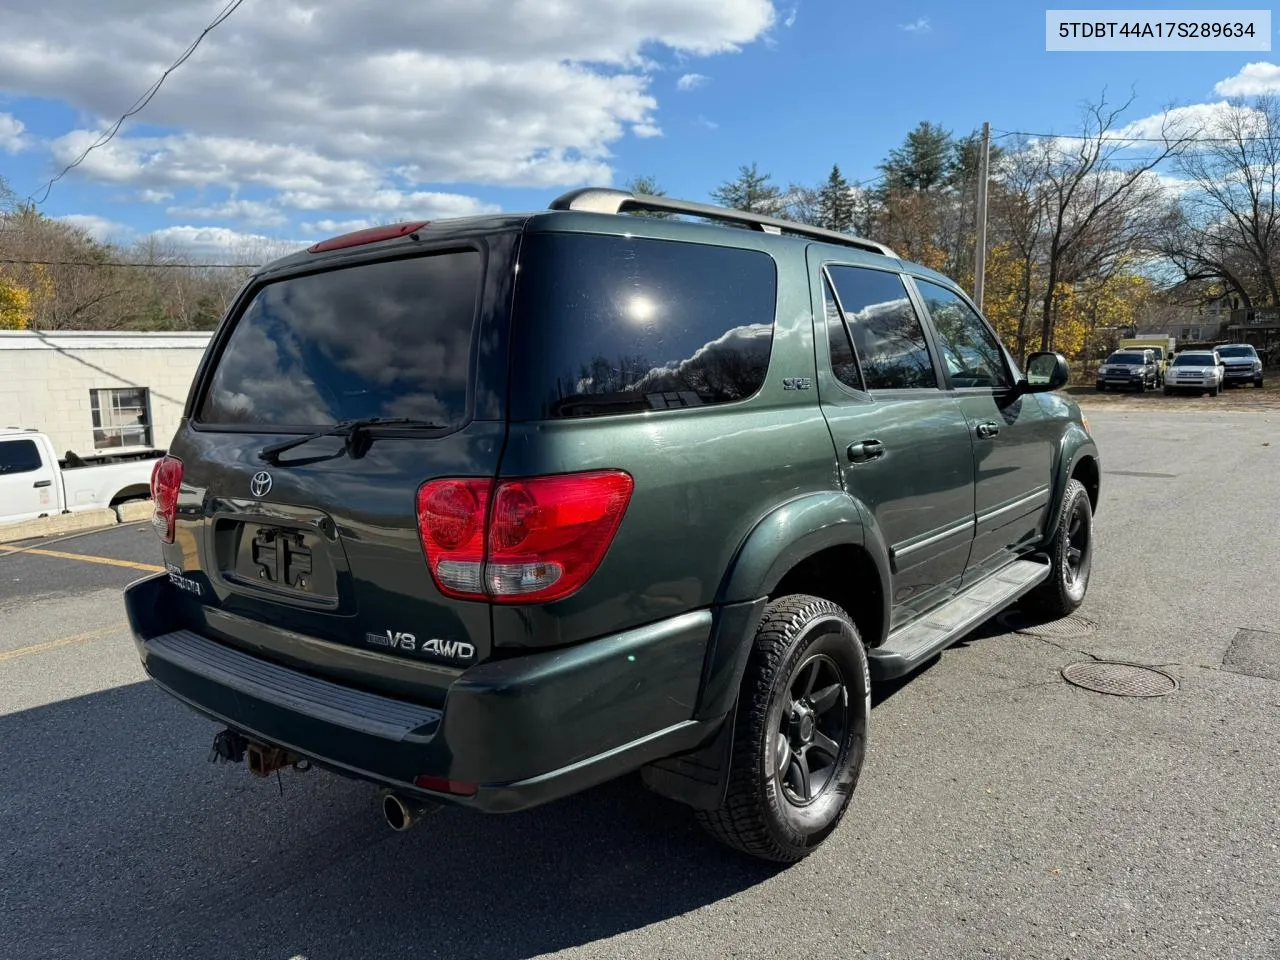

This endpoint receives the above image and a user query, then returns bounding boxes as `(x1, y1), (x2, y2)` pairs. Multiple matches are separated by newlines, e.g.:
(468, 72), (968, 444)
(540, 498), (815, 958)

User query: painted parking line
(0, 625), (123, 663)
(0, 544), (163, 572)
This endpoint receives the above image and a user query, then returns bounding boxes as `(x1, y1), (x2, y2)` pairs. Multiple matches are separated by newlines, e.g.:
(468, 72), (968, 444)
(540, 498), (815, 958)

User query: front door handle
(33, 480), (52, 488)
(847, 439), (885, 464)
(975, 422), (1000, 439)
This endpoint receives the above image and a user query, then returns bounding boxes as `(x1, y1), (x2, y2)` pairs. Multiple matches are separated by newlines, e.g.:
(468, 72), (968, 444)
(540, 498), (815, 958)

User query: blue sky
(0, 0), (1276, 258)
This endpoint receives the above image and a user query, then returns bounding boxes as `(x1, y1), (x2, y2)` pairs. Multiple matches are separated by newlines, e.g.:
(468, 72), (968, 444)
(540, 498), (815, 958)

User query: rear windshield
(1174, 354), (1213, 366)
(509, 232), (777, 420)
(197, 250), (482, 428)
(1107, 353), (1143, 364)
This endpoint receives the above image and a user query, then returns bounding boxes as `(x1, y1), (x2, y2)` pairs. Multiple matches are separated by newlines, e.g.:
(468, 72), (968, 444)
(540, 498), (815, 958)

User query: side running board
(868, 558), (1052, 682)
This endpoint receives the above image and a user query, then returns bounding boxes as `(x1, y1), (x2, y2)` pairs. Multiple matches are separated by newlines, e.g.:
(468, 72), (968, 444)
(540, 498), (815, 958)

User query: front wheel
(1210, 384), (1220, 397)
(1023, 478), (1093, 620)
(696, 595), (870, 864)
(1257, 379), (1265, 388)
(1163, 388), (1173, 396)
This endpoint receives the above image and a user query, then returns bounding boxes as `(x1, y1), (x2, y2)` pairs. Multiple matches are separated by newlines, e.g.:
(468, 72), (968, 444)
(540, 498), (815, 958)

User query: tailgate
(158, 236), (516, 705)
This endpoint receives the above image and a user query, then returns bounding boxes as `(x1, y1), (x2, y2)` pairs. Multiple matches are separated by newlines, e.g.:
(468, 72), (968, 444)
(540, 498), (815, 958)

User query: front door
(816, 260), (977, 628)
(0, 436), (56, 523)
(906, 276), (1056, 584)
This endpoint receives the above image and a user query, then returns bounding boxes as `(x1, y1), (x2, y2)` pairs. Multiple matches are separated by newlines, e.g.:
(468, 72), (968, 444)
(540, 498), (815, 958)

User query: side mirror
(1023, 351), (1070, 391)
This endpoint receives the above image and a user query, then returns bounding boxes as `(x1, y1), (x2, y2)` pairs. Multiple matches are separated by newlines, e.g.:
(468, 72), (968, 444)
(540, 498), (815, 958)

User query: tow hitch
(208, 728), (309, 776)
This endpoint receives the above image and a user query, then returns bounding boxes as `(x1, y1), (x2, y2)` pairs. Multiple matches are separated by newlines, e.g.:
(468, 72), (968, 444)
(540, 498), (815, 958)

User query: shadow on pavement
(1, 681), (781, 960)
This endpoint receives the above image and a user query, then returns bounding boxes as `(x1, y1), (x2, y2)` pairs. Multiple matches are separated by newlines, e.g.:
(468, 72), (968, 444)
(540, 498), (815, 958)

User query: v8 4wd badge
(365, 630), (475, 663)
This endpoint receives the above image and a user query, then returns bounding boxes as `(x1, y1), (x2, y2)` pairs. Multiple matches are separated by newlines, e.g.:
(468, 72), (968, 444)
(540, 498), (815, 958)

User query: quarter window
(914, 279), (1011, 390)
(823, 278), (863, 391)
(826, 266), (937, 390)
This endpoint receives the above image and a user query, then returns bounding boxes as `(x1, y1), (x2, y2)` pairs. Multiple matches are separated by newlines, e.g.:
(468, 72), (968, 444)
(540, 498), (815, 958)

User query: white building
(0, 331), (213, 459)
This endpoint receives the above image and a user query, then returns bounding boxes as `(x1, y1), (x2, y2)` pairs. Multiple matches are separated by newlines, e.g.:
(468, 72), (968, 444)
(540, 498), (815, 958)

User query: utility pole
(973, 121), (990, 311)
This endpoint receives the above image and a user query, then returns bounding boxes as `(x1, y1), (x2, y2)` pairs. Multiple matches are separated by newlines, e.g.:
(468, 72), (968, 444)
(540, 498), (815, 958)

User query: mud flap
(639, 709), (736, 811)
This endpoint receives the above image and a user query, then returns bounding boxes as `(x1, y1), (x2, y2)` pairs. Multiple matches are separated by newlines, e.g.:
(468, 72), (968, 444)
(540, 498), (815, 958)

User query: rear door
(815, 258), (977, 628)
(906, 275), (1055, 585)
(165, 234), (518, 703)
(0, 436), (57, 522)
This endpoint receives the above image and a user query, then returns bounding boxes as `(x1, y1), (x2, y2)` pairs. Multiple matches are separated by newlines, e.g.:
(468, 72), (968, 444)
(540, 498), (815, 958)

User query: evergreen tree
(880, 121), (954, 192)
(816, 164), (855, 232)
(710, 162), (785, 216)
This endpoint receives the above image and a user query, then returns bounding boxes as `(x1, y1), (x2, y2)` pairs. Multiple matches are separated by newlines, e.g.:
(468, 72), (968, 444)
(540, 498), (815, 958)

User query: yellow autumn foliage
(0, 276), (31, 330)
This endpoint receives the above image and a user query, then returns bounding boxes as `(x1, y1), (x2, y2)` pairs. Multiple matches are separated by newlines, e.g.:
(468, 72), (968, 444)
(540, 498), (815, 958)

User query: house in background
(0, 331), (212, 459)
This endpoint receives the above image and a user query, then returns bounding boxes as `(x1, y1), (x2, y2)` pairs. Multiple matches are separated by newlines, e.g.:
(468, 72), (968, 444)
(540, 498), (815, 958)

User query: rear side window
(510, 233), (777, 419)
(0, 439), (43, 474)
(827, 265), (937, 390)
(197, 250), (483, 428)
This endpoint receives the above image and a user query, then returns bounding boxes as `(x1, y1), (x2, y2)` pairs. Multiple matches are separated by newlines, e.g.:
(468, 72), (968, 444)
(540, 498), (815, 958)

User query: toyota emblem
(250, 471), (273, 498)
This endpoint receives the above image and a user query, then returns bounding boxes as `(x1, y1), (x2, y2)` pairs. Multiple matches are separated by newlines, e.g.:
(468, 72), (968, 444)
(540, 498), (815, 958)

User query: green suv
(126, 187), (1101, 864)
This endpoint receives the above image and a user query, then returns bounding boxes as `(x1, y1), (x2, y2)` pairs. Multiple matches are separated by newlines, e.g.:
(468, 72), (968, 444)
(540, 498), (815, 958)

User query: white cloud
(167, 199), (289, 228)
(677, 73), (709, 91)
(0, 0), (777, 211)
(137, 189), (174, 203)
(147, 225), (306, 262)
(900, 17), (930, 32)
(0, 112), (28, 152)
(695, 116), (719, 130)
(301, 219), (376, 236)
(56, 214), (131, 242)
(1115, 102), (1260, 141)
(783, 4), (798, 28)
(1214, 62), (1280, 97)
(632, 122), (663, 138)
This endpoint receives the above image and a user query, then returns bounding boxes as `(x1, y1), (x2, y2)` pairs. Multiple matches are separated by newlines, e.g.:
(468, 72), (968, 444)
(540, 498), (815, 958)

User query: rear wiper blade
(258, 417), (444, 463)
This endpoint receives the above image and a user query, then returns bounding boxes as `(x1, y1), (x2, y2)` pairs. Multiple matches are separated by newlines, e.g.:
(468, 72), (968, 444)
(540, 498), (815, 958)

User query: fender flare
(1050, 425), (1100, 521)
(701, 490), (891, 719)
(645, 491), (892, 812)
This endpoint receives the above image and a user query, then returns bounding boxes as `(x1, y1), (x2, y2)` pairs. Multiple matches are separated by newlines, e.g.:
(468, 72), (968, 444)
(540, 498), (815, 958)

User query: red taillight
(416, 470), (633, 604)
(150, 456), (183, 544)
(307, 220), (429, 254)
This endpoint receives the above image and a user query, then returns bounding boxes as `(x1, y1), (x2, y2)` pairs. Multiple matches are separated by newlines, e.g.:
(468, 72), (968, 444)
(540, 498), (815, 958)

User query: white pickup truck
(0, 428), (161, 527)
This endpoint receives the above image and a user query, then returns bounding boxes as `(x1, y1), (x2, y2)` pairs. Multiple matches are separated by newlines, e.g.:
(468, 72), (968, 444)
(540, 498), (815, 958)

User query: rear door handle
(975, 422), (1000, 439)
(33, 480), (52, 488)
(847, 439), (885, 464)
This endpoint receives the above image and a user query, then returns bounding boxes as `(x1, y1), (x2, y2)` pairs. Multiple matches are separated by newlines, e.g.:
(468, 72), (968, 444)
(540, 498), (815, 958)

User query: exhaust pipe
(379, 789), (440, 832)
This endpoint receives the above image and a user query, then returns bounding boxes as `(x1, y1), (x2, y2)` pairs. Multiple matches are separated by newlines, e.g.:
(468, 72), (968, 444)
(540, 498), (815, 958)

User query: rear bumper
(125, 573), (725, 812)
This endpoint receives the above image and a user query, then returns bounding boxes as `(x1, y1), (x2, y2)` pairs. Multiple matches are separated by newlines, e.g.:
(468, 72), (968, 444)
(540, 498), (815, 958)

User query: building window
(90, 388), (152, 449)
(1190, 327), (1201, 340)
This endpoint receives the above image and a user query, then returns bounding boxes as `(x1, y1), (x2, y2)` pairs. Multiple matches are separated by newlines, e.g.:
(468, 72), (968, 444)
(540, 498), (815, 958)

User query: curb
(0, 508), (122, 545)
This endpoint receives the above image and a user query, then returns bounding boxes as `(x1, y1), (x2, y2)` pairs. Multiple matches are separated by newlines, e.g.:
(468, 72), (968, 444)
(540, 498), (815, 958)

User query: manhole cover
(1060, 661), (1178, 698)
(998, 613), (1098, 640)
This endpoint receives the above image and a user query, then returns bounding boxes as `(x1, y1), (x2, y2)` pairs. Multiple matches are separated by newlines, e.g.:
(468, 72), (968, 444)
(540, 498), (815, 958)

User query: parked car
(1118, 336), (1174, 384)
(1164, 351), (1224, 396)
(1096, 349), (1159, 392)
(1216, 344), (1264, 388)
(0, 428), (160, 528)
(123, 186), (1101, 864)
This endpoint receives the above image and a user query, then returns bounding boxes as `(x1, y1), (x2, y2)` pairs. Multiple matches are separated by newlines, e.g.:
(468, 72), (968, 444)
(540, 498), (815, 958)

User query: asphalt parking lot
(2, 408), (1278, 960)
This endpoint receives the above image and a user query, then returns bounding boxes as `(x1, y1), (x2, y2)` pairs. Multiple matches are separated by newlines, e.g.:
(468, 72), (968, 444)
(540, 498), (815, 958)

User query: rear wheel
(696, 595), (870, 864)
(1023, 478), (1093, 620)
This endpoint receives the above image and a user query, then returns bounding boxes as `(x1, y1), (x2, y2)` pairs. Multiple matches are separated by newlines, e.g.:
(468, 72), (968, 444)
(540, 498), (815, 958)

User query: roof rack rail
(548, 187), (897, 258)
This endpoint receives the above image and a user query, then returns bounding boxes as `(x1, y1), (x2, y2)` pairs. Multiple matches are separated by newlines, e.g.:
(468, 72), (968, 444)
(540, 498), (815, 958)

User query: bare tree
(1160, 95), (1280, 312)
(1032, 92), (1195, 350)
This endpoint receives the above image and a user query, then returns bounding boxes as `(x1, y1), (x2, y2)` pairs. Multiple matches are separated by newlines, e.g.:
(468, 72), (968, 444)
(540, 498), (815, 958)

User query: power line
(993, 127), (1279, 144)
(0, 257), (254, 269)
(29, 0), (247, 205)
